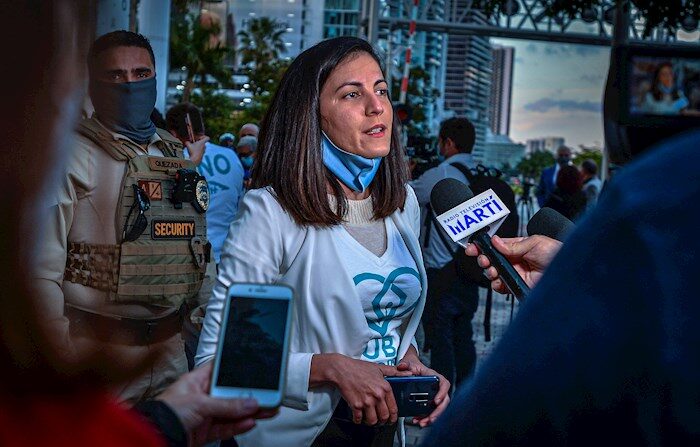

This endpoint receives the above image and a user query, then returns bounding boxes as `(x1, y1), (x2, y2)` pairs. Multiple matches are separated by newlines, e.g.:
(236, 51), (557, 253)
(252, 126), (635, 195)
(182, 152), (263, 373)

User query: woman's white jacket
(196, 185), (427, 447)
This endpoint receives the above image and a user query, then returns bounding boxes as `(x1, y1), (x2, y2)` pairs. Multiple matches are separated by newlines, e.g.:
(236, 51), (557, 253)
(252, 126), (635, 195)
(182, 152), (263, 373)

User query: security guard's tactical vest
(64, 118), (210, 309)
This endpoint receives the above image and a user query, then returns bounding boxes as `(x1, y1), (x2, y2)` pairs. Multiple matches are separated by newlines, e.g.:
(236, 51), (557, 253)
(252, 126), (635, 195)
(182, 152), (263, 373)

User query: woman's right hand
(310, 353), (412, 426)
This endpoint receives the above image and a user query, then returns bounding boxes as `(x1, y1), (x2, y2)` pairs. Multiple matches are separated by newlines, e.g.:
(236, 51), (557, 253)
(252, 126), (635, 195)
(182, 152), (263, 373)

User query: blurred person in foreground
(423, 131), (700, 443)
(195, 36), (449, 447)
(0, 1), (271, 446)
(166, 102), (245, 369)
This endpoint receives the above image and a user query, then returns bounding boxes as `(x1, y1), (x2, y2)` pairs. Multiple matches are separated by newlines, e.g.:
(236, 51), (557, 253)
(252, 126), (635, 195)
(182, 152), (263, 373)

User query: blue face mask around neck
(660, 84), (675, 95)
(321, 132), (382, 193)
(90, 76), (157, 144)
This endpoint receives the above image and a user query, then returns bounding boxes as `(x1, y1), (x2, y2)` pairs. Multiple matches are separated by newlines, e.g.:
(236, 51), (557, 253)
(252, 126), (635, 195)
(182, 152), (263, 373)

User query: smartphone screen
(215, 296), (290, 390)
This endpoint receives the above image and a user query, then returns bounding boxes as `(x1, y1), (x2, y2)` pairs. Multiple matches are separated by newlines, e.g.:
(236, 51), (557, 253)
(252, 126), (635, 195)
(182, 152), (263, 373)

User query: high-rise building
(378, 0), (447, 133)
(526, 136), (566, 154)
(490, 45), (514, 136)
(443, 9), (492, 161)
(482, 130), (525, 169)
(230, 0), (325, 58)
(323, 0), (361, 38)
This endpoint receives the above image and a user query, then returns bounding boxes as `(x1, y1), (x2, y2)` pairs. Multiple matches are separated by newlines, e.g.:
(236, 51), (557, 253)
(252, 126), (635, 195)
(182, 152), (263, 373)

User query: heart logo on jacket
(353, 267), (421, 336)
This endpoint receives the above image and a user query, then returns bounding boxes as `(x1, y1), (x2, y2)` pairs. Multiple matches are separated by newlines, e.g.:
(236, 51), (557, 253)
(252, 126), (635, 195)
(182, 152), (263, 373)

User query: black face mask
(557, 156), (571, 166)
(90, 76), (157, 144)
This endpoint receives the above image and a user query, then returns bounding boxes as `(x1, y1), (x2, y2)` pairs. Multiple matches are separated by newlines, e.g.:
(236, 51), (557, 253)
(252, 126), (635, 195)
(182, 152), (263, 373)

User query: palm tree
(237, 17), (288, 97)
(170, 12), (232, 102)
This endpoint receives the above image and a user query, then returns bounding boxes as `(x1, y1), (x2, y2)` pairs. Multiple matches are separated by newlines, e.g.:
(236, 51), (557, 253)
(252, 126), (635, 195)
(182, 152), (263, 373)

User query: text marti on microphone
(435, 189), (511, 243)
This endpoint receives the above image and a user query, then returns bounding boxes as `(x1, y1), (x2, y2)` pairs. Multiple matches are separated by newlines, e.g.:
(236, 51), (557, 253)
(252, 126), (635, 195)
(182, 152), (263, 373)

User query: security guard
(31, 31), (210, 404)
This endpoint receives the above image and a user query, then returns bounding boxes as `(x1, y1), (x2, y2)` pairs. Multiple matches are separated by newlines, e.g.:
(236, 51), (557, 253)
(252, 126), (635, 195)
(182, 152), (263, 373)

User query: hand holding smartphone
(335, 374), (440, 421)
(210, 283), (294, 409)
(385, 375), (439, 418)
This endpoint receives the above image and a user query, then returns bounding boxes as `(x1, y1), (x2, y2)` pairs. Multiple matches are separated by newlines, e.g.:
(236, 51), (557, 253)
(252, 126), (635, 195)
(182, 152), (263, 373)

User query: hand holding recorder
(311, 353), (410, 426)
(395, 348), (450, 427)
(311, 347), (449, 427)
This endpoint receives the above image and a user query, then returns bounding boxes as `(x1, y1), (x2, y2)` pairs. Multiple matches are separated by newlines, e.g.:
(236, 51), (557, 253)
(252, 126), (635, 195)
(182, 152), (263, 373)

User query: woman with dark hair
(641, 62), (689, 115)
(196, 37), (449, 446)
(543, 165), (588, 221)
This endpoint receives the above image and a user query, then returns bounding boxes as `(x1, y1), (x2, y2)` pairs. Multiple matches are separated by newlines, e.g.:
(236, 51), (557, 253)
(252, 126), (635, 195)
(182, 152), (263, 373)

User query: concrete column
(138, 0), (172, 114)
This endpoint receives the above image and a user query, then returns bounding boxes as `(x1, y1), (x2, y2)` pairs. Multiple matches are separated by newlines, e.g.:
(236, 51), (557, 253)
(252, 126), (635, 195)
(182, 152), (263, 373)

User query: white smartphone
(210, 283), (294, 408)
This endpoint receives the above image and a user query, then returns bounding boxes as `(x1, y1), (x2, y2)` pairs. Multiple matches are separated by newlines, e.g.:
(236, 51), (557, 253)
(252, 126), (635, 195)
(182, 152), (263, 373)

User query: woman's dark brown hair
(251, 36), (408, 226)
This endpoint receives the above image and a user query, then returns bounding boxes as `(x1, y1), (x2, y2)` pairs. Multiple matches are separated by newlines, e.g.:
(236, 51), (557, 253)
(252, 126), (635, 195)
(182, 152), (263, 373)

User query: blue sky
(492, 38), (611, 149)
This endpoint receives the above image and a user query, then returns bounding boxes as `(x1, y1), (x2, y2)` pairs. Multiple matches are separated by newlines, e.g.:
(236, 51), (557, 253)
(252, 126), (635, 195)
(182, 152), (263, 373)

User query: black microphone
(430, 178), (531, 300)
(527, 207), (574, 242)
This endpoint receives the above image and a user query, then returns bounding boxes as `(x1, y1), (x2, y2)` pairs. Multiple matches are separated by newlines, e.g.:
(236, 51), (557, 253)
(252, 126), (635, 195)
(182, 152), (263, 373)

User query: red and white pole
(399, 0), (419, 104)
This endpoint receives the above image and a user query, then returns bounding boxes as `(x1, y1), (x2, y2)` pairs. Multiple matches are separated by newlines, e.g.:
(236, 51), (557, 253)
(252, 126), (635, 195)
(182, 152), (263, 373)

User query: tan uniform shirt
(31, 119), (173, 354)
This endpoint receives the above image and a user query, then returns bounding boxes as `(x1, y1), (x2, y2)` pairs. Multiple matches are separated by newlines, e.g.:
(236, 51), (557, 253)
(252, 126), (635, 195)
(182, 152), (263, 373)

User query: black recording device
(334, 375), (439, 421)
(385, 376), (439, 418)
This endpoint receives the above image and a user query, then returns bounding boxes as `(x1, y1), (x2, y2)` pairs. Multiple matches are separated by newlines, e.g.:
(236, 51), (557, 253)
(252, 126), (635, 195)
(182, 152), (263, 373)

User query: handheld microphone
(527, 207), (575, 242)
(430, 178), (531, 300)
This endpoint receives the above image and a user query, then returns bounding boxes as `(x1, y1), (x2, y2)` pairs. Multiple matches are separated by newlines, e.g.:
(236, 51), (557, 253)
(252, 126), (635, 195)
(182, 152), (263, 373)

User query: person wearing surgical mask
(30, 30), (210, 405)
(195, 37), (450, 447)
(236, 135), (257, 188)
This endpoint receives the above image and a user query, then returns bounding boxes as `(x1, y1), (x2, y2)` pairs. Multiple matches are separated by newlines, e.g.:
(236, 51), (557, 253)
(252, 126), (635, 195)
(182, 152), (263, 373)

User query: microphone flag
(434, 188), (511, 244)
